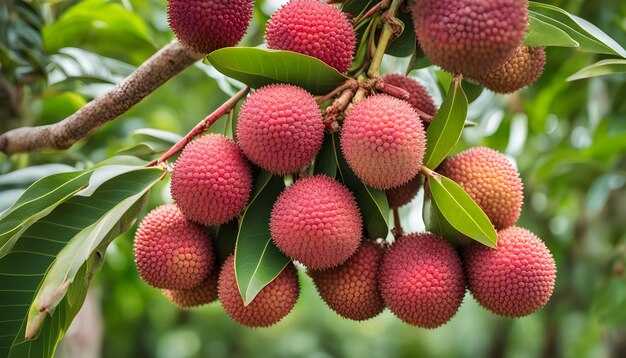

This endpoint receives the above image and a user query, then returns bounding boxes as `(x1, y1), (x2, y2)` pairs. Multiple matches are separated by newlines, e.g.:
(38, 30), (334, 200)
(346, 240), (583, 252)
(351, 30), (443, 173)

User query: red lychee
(382, 74), (437, 121)
(163, 271), (219, 308)
(386, 175), (422, 209)
(471, 46), (546, 94)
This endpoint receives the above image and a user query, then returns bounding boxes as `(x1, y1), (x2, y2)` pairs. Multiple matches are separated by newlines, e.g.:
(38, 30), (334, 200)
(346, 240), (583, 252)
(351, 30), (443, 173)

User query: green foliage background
(1, 0), (626, 357)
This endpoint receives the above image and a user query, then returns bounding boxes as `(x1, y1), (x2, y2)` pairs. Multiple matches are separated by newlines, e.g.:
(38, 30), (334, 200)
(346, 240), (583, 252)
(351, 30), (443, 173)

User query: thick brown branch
(0, 40), (203, 154)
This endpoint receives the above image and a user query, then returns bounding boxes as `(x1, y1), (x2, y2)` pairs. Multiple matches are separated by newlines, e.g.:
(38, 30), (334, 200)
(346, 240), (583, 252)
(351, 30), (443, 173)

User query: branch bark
(0, 40), (203, 154)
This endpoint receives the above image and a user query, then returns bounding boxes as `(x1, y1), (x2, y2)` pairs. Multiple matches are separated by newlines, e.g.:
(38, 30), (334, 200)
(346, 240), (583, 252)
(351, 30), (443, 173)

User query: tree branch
(0, 40), (203, 154)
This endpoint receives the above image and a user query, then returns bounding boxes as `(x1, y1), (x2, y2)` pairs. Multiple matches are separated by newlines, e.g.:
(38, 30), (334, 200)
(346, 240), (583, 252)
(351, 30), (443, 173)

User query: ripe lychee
(134, 205), (214, 289)
(163, 271), (219, 308)
(386, 175), (422, 209)
(470, 46), (546, 94)
(167, 0), (253, 54)
(438, 147), (523, 230)
(379, 233), (465, 328)
(265, 0), (356, 73)
(341, 94), (426, 189)
(464, 226), (556, 317)
(411, 0), (529, 76)
(309, 241), (384, 321)
(237, 84), (324, 175)
(218, 255), (300, 327)
(171, 134), (252, 226)
(270, 175), (362, 269)
(382, 74), (437, 121)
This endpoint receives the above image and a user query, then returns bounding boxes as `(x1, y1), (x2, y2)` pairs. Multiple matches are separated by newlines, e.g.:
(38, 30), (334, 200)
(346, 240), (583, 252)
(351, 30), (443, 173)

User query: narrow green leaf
(567, 59), (626, 81)
(314, 134), (338, 178)
(131, 128), (182, 146)
(422, 186), (470, 247)
(214, 220), (238, 265)
(524, 12), (579, 48)
(0, 164), (75, 189)
(115, 142), (164, 158)
(207, 47), (348, 94)
(424, 80), (468, 169)
(342, 0), (376, 17)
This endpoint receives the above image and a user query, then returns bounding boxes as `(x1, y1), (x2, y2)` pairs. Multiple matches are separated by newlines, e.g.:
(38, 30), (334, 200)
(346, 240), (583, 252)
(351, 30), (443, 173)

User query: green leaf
(130, 128), (182, 146)
(314, 134), (338, 178)
(115, 142), (166, 159)
(234, 171), (290, 305)
(385, 12), (416, 58)
(424, 79), (468, 169)
(207, 47), (348, 94)
(422, 186), (469, 246)
(333, 133), (389, 239)
(214, 220), (238, 265)
(0, 164), (75, 190)
(566, 59), (626, 81)
(428, 173), (497, 248)
(342, 0), (376, 17)
(524, 12), (579, 48)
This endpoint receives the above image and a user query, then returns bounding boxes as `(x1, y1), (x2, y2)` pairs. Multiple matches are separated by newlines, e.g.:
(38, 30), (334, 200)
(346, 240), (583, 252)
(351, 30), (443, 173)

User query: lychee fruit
(237, 84), (324, 175)
(218, 255), (300, 327)
(162, 271), (219, 308)
(309, 241), (385, 321)
(171, 134), (252, 226)
(341, 94), (426, 189)
(270, 175), (362, 269)
(464, 226), (556, 317)
(438, 147), (523, 230)
(379, 233), (465, 328)
(470, 46), (546, 94)
(382, 74), (437, 121)
(411, 0), (529, 76)
(134, 205), (214, 289)
(386, 175), (422, 209)
(265, 0), (356, 73)
(167, 0), (254, 54)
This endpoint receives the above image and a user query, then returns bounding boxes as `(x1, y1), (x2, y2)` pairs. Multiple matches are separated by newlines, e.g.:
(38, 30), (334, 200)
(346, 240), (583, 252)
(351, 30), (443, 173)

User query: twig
(316, 79), (358, 104)
(367, 0), (405, 78)
(353, 0), (390, 25)
(393, 208), (404, 236)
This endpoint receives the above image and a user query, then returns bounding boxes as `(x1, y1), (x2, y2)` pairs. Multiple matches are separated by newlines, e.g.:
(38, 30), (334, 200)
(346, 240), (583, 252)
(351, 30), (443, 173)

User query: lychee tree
(0, 0), (625, 356)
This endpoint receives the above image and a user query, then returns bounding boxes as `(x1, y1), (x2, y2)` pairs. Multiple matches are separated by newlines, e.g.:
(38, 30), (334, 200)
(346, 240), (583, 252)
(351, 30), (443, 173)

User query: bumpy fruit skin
(382, 74), (437, 121)
(167, 0), (253, 54)
(471, 46), (546, 94)
(171, 134), (252, 226)
(163, 271), (219, 308)
(379, 233), (465, 328)
(386, 175), (422, 209)
(265, 0), (356, 72)
(309, 241), (385, 321)
(218, 255), (300, 327)
(412, 0), (529, 75)
(270, 175), (362, 269)
(438, 147), (523, 230)
(341, 94), (426, 189)
(237, 84), (324, 174)
(134, 205), (214, 289)
(465, 226), (556, 317)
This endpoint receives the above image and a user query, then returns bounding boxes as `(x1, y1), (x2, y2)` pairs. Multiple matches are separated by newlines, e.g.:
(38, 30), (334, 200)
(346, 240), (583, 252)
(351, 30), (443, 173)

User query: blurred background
(1, 0), (626, 357)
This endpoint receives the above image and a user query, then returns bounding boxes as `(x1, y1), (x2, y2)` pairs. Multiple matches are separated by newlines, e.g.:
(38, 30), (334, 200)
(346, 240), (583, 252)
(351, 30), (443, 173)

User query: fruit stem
(392, 208), (404, 237)
(367, 0), (404, 78)
(148, 86), (250, 167)
(317, 79), (358, 104)
(353, 0), (390, 26)
(420, 165), (439, 180)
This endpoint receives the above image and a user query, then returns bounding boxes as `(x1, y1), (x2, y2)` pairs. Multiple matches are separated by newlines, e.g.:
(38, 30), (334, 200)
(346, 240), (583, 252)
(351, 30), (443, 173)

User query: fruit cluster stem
(367, 0), (405, 78)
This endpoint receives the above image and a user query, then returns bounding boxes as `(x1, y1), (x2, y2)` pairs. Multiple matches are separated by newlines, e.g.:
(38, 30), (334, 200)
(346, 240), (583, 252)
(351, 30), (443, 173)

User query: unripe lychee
(438, 147), (523, 230)
(218, 255), (300, 327)
(386, 175), (422, 209)
(465, 226), (556, 317)
(309, 241), (384, 321)
(270, 175), (362, 269)
(471, 46), (546, 94)
(171, 134), (252, 226)
(341, 94), (426, 189)
(237, 84), (324, 175)
(134, 205), (214, 289)
(382, 74), (437, 121)
(411, 0), (529, 75)
(265, 0), (356, 72)
(167, 0), (253, 54)
(379, 233), (465, 328)
(163, 271), (219, 308)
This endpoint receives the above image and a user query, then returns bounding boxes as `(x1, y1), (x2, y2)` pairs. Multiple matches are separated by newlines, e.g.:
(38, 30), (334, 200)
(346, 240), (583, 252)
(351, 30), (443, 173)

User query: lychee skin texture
(471, 46), (546, 94)
(379, 233), (465, 328)
(438, 147), (523, 230)
(237, 84), (324, 175)
(171, 134), (252, 226)
(412, 0), (529, 76)
(386, 175), (423, 209)
(341, 94), (426, 189)
(163, 271), (219, 308)
(270, 175), (362, 269)
(465, 226), (556, 317)
(265, 0), (356, 73)
(134, 205), (214, 289)
(218, 256), (300, 327)
(382, 74), (437, 121)
(167, 0), (253, 54)
(309, 241), (385, 321)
